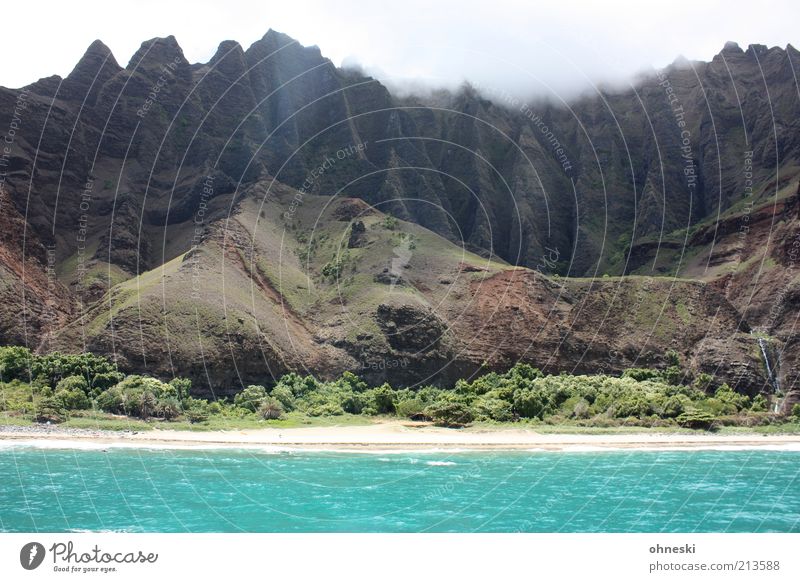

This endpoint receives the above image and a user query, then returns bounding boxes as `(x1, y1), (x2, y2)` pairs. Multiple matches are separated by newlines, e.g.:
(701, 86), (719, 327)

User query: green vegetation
(0, 346), (795, 432)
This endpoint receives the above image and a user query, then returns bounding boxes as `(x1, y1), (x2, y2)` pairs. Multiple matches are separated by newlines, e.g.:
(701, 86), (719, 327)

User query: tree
(32, 352), (118, 388)
(234, 385), (268, 412)
(513, 388), (551, 419)
(184, 399), (210, 424)
(662, 395), (686, 418)
(0, 346), (33, 381)
(258, 397), (284, 420)
(56, 375), (89, 394)
(156, 398), (182, 420)
(54, 387), (91, 410)
(425, 401), (473, 427)
(95, 387), (125, 414)
(270, 385), (296, 412)
(369, 384), (396, 414)
(472, 396), (514, 422)
(396, 398), (426, 419)
(751, 394), (768, 412)
(137, 390), (158, 420)
(676, 410), (716, 430)
(34, 397), (66, 424)
(169, 378), (192, 402)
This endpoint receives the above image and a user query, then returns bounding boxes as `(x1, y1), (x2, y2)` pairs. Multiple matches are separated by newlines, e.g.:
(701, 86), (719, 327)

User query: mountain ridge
(0, 29), (798, 408)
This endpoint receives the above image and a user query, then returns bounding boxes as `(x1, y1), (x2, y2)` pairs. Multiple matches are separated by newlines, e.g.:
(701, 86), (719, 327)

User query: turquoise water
(0, 447), (798, 532)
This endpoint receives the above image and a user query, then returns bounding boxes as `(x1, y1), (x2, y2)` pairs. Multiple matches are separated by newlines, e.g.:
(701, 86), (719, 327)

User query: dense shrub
(714, 384), (750, 411)
(54, 387), (91, 410)
(676, 410), (716, 430)
(56, 375), (89, 394)
(751, 394), (768, 412)
(367, 384), (396, 414)
(234, 385), (268, 412)
(258, 397), (284, 420)
(395, 398), (427, 419)
(169, 378), (192, 402)
(270, 385), (296, 412)
(34, 397), (66, 424)
(32, 352), (119, 389)
(95, 386), (125, 414)
(2, 346), (784, 432)
(623, 368), (662, 382)
(274, 373), (320, 398)
(0, 346), (34, 381)
(425, 401), (473, 427)
(155, 398), (182, 420)
(662, 395), (687, 418)
(472, 396), (514, 422)
(513, 388), (552, 419)
(184, 398), (210, 423)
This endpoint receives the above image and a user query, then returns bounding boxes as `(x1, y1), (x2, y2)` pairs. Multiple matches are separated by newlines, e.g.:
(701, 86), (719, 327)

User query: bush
(662, 366), (684, 386)
(513, 388), (551, 419)
(751, 394), (768, 412)
(234, 385), (268, 412)
(32, 352), (118, 388)
(714, 384), (750, 411)
(258, 397), (284, 420)
(91, 371), (124, 393)
(184, 398), (210, 423)
(472, 396), (514, 422)
(792, 403), (800, 419)
(622, 368), (662, 382)
(54, 387), (91, 410)
(306, 401), (344, 417)
(692, 373), (715, 393)
(169, 378), (192, 402)
(425, 401), (473, 427)
(368, 384), (396, 414)
(662, 395), (687, 418)
(508, 363), (543, 381)
(95, 386), (125, 414)
(185, 409), (209, 424)
(274, 373), (320, 398)
(395, 398), (426, 419)
(155, 397), (182, 420)
(56, 375), (89, 394)
(34, 397), (66, 424)
(0, 346), (33, 381)
(613, 395), (652, 419)
(270, 385), (296, 412)
(676, 410), (716, 430)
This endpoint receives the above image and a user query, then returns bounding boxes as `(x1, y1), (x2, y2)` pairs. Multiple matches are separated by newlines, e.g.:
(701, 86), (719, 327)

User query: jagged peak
(209, 40), (244, 62)
(246, 28), (322, 60)
(68, 40), (120, 77)
(745, 43), (770, 57)
(721, 41), (743, 54)
(127, 35), (188, 70)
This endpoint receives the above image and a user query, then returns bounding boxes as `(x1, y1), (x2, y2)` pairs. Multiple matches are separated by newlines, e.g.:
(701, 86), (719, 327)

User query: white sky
(3, 0), (798, 99)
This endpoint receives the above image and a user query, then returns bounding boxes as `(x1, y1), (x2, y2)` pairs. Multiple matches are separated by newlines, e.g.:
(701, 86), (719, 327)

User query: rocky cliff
(0, 30), (797, 402)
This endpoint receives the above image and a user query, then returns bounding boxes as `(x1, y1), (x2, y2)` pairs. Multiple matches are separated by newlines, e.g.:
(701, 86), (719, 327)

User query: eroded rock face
(347, 221), (367, 248)
(0, 30), (799, 397)
(376, 303), (447, 352)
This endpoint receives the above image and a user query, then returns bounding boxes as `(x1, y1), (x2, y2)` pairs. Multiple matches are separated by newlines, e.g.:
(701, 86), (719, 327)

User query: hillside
(0, 30), (797, 408)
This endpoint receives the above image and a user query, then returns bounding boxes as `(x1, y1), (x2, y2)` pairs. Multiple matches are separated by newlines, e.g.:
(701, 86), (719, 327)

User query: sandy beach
(2, 421), (800, 451)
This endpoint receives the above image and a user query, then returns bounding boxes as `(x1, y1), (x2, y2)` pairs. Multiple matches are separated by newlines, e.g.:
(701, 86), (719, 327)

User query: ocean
(0, 446), (798, 532)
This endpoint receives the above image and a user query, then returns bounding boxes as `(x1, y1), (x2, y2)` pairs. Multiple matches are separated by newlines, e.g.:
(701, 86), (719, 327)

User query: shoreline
(2, 422), (800, 452)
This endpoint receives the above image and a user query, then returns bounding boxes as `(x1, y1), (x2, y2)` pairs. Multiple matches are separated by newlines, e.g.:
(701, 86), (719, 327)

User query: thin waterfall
(756, 337), (782, 413)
